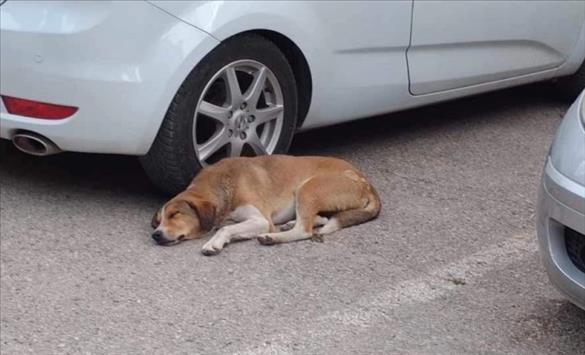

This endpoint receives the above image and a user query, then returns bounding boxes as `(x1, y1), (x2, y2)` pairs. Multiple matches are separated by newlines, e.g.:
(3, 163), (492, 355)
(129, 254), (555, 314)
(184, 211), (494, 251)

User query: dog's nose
(152, 231), (165, 244)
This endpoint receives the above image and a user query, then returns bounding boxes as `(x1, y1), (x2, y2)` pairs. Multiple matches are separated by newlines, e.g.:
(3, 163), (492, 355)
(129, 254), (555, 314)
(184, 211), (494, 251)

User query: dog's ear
(151, 209), (161, 229)
(187, 199), (216, 231)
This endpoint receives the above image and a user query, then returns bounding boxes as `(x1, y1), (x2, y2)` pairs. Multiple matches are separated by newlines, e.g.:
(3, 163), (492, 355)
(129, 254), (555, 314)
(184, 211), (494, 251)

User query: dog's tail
(336, 183), (381, 228)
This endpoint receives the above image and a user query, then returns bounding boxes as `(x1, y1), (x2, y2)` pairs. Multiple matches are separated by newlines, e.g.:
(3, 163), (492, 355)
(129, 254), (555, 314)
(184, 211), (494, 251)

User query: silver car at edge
(537, 90), (585, 310)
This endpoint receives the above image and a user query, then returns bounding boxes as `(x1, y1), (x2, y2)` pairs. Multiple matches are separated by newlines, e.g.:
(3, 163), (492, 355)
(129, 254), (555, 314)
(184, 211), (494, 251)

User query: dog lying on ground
(151, 155), (381, 255)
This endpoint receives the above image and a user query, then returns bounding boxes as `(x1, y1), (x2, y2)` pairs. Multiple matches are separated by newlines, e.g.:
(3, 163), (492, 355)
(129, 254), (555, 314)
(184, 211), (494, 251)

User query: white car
(2, 1), (585, 193)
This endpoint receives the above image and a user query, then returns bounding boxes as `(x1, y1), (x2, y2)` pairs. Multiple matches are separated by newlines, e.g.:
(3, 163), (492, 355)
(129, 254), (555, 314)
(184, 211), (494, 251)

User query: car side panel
(555, 21), (585, 78)
(407, 0), (585, 95)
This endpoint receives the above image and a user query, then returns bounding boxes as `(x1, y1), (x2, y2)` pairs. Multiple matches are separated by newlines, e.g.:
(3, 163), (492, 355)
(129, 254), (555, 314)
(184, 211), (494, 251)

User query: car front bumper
(0, 0), (218, 155)
(536, 92), (585, 310)
(537, 160), (585, 310)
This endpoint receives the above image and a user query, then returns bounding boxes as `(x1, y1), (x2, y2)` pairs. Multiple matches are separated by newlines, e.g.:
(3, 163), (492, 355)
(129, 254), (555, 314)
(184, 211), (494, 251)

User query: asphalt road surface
(1, 85), (584, 355)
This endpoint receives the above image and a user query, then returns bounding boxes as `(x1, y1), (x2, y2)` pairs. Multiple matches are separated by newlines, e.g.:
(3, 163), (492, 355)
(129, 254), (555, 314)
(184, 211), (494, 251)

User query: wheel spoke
(243, 67), (267, 107)
(224, 66), (242, 106)
(198, 128), (228, 161)
(248, 132), (268, 155)
(228, 141), (244, 157)
(198, 101), (230, 123)
(254, 105), (283, 125)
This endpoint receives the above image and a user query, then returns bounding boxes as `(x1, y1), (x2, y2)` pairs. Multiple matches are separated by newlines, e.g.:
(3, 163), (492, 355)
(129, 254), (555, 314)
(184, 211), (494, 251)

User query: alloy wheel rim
(192, 60), (284, 166)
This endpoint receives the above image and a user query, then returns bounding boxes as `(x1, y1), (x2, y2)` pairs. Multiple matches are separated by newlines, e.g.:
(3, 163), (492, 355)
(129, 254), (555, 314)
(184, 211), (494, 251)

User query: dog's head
(151, 194), (216, 246)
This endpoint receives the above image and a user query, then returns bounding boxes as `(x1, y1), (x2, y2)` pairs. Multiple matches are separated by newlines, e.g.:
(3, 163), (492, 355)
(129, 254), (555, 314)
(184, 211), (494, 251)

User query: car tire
(556, 60), (585, 100)
(140, 34), (298, 195)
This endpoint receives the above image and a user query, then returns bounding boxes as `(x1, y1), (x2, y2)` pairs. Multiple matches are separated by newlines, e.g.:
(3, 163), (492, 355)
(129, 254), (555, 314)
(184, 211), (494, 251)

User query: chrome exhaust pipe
(12, 132), (62, 156)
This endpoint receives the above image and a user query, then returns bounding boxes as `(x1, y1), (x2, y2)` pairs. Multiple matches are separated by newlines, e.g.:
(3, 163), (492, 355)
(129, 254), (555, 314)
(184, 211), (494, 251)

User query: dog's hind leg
(276, 215), (328, 232)
(315, 192), (380, 237)
(257, 174), (360, 244)
(314, 208), (374, 235)
(201, 205), (270, 256)
(315, 187), (380, 236)
(258, 172), (380, 245)
(257, 177), (329, 244)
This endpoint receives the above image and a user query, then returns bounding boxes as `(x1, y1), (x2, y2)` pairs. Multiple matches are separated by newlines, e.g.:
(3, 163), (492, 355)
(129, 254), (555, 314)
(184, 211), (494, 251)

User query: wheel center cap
(234, 113), (249, 133)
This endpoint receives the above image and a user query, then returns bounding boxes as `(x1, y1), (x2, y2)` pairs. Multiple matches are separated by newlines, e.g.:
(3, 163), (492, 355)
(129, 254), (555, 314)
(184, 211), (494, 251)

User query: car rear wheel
(141, 34), (298, 195)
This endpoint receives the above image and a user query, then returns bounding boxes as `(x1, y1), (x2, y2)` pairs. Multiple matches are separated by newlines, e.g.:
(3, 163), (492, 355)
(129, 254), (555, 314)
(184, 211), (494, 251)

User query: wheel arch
(147, 2), (316, 129)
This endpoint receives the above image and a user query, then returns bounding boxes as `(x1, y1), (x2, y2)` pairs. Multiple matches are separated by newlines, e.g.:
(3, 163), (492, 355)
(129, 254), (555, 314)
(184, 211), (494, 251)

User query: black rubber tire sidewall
(141, 34), (298, 195)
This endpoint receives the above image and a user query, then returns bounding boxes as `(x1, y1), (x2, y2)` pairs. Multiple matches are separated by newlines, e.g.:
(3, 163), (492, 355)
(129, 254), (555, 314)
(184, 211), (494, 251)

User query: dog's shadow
(0, 83), (563, 198)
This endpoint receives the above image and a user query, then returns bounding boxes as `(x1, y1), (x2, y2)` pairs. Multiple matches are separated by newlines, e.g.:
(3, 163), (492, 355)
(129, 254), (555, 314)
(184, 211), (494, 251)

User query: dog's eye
(170, 212), (181, 218)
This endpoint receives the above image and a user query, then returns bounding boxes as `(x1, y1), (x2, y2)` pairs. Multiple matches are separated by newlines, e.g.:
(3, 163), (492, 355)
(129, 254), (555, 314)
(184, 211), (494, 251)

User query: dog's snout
(152, 231), (166, 244)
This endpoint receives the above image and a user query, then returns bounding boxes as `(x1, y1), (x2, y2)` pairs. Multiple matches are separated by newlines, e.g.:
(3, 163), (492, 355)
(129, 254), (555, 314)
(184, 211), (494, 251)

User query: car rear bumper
(0, 0), (218, 155)
(537, 159), (585, 310)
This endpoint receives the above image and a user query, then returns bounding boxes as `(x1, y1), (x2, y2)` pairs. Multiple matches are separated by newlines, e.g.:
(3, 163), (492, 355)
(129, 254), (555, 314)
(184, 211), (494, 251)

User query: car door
(407, 0), (585, 95)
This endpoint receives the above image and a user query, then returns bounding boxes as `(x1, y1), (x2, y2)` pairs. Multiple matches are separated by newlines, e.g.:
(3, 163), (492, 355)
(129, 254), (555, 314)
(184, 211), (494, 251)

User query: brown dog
(151, 155), (380, 255)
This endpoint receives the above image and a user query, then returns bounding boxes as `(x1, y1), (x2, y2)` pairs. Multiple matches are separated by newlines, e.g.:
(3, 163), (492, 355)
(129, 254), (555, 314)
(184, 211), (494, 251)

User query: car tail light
(1, 95), (78, 119)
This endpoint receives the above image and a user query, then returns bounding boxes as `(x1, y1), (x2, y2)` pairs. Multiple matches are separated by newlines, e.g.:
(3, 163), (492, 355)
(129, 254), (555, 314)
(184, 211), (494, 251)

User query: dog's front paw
(257, 234), (276, 246)
(201, 246), (221, 256)
(201, 238), (225, 256)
